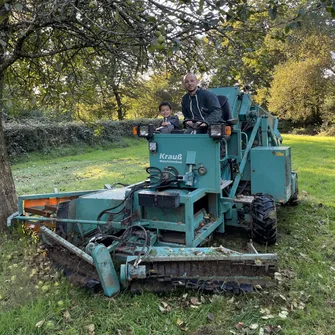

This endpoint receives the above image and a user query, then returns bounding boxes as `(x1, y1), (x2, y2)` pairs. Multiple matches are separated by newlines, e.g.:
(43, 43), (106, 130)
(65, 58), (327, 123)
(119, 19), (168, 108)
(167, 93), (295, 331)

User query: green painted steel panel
(142, 202), (185, 223)
(74, 188), (128, 232)
(149, 134), (221, 192)
(250, 146), (292, 202)
(227, 130), (242, 159)
(186, 151), (196, 165)
(81, 188), (129, 200)
(92, 244), (120, 297)
(238, 94), (252, 121)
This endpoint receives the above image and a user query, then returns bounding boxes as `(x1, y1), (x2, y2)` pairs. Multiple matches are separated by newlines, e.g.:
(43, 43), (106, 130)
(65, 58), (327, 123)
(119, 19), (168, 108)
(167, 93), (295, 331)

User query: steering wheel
(183, 119), (209, 130)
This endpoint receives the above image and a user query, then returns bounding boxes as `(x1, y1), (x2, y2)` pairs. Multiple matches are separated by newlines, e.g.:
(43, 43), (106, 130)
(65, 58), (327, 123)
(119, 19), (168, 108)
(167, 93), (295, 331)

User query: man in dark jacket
(181, 73), (222, 126)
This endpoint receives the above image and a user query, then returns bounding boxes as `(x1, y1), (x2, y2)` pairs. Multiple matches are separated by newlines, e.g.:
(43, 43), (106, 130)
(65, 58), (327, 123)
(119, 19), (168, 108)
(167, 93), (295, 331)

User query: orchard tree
(268, 57), (332, 125)
(209, 1), (335, 92)
(266, 12), (334, 123)
(0, 0), (154, 228)
(0, 0), (334, 229)
(127, 72), (185, 119)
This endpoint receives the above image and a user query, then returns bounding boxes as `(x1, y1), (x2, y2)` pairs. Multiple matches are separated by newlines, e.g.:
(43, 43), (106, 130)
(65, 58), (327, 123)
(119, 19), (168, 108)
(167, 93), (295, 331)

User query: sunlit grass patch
(12, 141), (149, 195)
(283, 135), (335, 204)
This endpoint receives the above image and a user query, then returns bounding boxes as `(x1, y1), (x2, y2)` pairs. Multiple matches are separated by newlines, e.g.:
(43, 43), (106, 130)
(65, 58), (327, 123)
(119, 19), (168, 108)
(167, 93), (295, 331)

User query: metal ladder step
(220, 180), (233, 189)
(234, 195), (254, 204)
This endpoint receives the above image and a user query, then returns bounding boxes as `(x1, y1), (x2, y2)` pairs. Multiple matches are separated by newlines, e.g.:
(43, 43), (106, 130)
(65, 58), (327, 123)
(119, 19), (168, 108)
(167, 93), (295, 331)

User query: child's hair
(159, 101), (172, 111)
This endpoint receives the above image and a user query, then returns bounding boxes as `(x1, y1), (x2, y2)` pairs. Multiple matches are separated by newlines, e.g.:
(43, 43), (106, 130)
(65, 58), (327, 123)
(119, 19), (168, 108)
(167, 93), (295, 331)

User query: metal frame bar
(15, 216), (109, 226)
(127, 246), (277, 262)
(229, 117), (261, 198)
(40, 226), (94, 265)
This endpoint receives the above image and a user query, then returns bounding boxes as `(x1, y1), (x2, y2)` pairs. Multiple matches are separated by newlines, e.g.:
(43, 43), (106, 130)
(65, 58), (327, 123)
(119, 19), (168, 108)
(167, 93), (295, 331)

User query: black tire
(251, 194), (277, 245)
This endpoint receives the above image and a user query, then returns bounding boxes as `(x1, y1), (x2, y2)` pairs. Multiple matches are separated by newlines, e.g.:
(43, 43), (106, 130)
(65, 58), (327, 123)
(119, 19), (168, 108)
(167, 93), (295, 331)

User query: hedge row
(4, 119), (160, 157)
(5, 118), (329, 158)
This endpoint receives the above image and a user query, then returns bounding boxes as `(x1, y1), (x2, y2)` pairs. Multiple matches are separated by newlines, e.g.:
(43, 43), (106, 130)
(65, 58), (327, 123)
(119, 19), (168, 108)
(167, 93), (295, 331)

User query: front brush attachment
(122, 246), (277, 294)
(41, 225), (277, 296)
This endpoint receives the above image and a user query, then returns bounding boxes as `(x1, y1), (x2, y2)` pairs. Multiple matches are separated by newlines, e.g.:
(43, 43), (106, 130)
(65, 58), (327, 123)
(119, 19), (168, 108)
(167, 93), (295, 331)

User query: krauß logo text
(159, 153), (183, 164)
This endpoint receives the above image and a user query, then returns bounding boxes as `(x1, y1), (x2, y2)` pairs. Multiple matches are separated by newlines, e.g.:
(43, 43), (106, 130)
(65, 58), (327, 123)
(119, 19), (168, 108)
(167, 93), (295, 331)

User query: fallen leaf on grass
(264, 325), (282, 334)
(249, 323), (258, 330)
(278, 310), (288, 319)
(274, 272), (283, 282)
(260, 307), (275, 319)
(179, 324), (188, 332)
(228, 296), (235, 303)
(299, 252), (308, 259)
(260, 307), (271, 315)
(235, 322), (245, 329)
(158, 301), (171, 313)
(207, 312), (214, 322)
(63, 310), (71, 321)
(35, 320), (45, 328)
(281, 269), (296, 279)
(176, 318), (183, 326)
(176, 318), (188, 332)
(261, 315), (275, 320)
(86, 324), (95, 335)
(161, 301), (169, 308)
(190, 297), (201, 306)
(279, 294), (287, 301)
(290, 298), (306, 311)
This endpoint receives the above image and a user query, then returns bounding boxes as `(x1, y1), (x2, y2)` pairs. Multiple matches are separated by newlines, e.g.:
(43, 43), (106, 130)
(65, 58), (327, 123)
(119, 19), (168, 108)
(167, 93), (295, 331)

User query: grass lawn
(1, 135), (335, 335)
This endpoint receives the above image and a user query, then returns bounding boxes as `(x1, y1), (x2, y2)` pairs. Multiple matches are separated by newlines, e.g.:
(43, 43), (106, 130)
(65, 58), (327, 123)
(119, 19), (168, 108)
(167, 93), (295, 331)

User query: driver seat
(217, 95), (232, 121)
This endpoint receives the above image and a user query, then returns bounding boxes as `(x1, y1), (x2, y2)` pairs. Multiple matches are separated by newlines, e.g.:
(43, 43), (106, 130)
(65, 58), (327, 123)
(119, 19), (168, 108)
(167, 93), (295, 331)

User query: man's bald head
(183, 73), (198, 96)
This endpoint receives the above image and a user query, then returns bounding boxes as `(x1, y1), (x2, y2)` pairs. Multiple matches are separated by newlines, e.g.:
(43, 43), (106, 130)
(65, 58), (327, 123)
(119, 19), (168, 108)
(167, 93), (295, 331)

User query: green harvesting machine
(9, 86), (298, 296)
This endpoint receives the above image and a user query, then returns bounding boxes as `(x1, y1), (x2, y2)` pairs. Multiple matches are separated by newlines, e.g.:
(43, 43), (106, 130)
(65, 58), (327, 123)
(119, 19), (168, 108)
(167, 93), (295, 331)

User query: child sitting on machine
(156, 101), (179, 133)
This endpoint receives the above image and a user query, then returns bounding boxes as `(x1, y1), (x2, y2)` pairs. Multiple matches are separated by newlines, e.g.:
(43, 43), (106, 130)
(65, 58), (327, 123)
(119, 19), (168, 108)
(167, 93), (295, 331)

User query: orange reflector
(133, 126), (138, 135)
(225, 126), (232, 136)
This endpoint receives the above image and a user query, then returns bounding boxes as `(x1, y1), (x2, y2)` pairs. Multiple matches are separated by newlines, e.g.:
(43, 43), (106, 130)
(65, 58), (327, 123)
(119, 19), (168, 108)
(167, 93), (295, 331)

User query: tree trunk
(0, 70), (17, 230)
(112, 85), (124, 121)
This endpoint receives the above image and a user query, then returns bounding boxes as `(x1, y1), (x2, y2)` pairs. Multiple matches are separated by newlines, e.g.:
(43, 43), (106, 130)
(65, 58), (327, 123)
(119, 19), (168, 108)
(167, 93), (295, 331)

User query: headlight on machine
(139, 128), (149, 137)
(209, 124), (232, 139)
(134, 124), (154, 139)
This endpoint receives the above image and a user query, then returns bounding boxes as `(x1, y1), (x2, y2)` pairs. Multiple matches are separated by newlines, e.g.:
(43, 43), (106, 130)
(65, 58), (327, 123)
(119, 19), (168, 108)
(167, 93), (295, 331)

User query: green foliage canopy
(269, 57), (329, 124)
(2, 0), (333, 122)
(267, 15), (334, 126)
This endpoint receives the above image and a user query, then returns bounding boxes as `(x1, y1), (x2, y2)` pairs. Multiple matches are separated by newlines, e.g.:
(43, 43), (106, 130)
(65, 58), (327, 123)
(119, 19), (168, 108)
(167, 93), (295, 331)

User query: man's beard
(188, 87), (197, 94)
